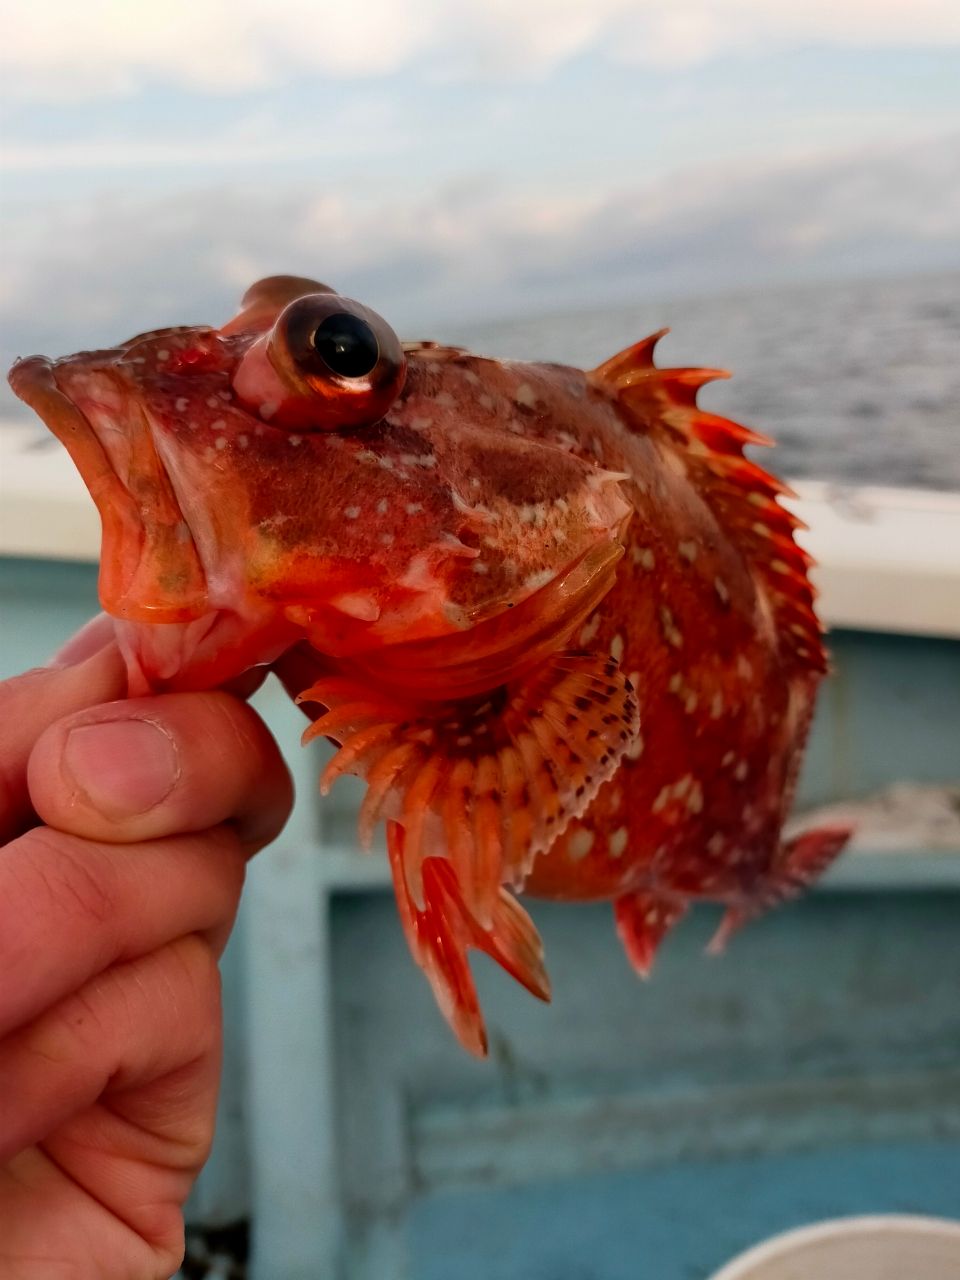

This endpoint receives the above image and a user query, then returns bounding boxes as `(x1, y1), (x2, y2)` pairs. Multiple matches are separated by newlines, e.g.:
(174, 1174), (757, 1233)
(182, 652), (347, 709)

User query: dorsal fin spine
(590, 333), (827, 672)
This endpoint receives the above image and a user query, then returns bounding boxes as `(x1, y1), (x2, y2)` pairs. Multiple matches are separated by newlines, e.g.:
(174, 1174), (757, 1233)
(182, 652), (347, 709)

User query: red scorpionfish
(9, 276), (851, 1055)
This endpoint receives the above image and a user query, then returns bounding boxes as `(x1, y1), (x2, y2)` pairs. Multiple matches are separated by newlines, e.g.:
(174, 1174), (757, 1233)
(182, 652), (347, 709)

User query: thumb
(0, 643), (126, 842)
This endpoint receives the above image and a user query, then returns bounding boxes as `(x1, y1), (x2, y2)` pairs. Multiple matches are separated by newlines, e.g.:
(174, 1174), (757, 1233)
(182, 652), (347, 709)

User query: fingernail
(63, 719), (180, 816)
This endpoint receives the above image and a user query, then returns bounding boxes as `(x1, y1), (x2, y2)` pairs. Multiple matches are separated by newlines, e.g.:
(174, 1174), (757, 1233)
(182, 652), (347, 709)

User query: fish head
(9, 276), (631, 691)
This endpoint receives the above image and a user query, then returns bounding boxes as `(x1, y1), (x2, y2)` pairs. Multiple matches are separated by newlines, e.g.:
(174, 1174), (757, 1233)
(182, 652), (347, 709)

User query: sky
(2, 0), (960, 413)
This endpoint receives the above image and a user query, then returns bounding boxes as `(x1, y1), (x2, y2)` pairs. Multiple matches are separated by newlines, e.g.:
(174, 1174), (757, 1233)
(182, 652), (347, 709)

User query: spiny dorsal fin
(590, 331), (826, 672)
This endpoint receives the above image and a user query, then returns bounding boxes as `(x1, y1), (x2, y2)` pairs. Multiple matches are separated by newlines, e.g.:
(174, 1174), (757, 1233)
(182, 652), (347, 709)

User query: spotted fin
(388, 822), (550, 1056)
(614, 890), (689, 978)
(590, 333), (826, 671)
(707, 823), (853, 953)
(297, 651), (641, 927)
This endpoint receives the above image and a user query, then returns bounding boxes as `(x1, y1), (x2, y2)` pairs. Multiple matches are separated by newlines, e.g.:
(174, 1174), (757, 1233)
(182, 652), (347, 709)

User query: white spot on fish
(410, 417), (432, 431)
(659, 605), (683, 648)
(435, 390), (456, 408)
(211, 418), (226, 431)
(710, 692), (724, 718)
(175, 397), (189, 412)
(260, 401), (278, 421)
(288, 434), (302, 446)
(515, 383), (537, 409)
(610, 634), (624, 663)
(214, 436), (228, 451)
(524, 568), (556, 591)
(380, 532), (395, 545)
(237, 434), (249, 449)
(206, 395), (220, 408)
(331, 592), (380, 621)
(625, 733), (644, 761)
(157, 349), (170, 361)
(406, 503), (423, 515)
(376, 498), (389, 515)
(569, 828), (595, 860)
(734, 760), (749, 781)
(714, 577), (730, 606)
(632, 546), (655, 569)
(678, 540), (698, 562)
(344, 506), (361, 519)
(478, 393), (494, 410)
(610, 827), (629, 858)
(472, 561), (489, 574)
(379, 456), (395, 470)
(579, 615), (601, 645)
(707, 833), (725, 856)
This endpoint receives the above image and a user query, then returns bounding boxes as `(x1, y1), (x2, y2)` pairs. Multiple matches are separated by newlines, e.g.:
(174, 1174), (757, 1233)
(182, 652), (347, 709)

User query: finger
(28, 690), (293, 855)
(0, 645), (126, 843)
(0, 826), (245, 1037)
(47, 613), (116, 667)
(0, 934), (221, 1166)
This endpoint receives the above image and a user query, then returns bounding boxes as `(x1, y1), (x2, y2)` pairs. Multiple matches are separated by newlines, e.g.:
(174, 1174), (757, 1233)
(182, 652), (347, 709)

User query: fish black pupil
(310, 313), (379, 378)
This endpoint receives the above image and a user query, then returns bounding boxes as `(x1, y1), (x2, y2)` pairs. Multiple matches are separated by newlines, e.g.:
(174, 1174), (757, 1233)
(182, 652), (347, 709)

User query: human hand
(0, 621), (293, 1279)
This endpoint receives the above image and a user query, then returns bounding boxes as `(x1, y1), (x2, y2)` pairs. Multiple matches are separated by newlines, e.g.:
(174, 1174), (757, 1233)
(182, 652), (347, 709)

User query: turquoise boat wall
(1, 553), (958, 1279)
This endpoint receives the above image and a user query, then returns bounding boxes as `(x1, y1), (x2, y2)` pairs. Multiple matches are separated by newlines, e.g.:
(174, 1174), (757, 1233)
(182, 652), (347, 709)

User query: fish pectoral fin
(388, 822), (550, 1057)
(707, 823), (853, 954)
(614, 890), (689, 978)
(296, 649), (641, 928)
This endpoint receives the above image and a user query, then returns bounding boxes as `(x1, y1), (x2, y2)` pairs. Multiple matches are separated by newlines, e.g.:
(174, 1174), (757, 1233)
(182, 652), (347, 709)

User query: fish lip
(9, 352), (210, 622)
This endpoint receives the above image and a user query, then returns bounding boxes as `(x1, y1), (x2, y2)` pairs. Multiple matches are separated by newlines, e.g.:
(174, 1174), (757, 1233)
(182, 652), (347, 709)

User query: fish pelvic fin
(707, 822), (853, 954)
(388, 822), (550, 1056)
(590, 332), (827, 673)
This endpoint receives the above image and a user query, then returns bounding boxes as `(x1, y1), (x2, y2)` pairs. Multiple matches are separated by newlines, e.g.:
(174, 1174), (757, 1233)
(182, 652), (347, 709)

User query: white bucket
(709, 1215), (960, 1280)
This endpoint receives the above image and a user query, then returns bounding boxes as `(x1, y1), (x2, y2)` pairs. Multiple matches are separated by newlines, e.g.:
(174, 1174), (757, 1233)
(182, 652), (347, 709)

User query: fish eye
(310, 313), (380, 379)
(258, 292), (407, 430)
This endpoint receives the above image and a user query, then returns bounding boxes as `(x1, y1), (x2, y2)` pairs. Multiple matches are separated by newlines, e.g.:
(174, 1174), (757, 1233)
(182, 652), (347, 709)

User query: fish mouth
(8, 354), (209, 622)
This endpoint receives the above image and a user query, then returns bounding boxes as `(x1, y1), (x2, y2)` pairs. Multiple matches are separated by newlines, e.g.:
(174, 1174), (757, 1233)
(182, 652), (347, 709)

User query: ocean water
(4, 271), (958, 491)
(442, 271), (960, 491)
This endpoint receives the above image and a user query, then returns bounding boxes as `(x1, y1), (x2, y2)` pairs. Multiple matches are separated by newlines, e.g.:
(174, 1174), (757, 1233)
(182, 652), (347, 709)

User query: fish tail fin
(614, 890), (689, 978)
(387, 821), (551, 1057)
(707, 823), (853, 954)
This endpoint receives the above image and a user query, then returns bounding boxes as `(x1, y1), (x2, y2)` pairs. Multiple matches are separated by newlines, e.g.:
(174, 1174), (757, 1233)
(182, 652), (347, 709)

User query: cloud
(2, 0), (959, 101)
(2, 132), (958, 419)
